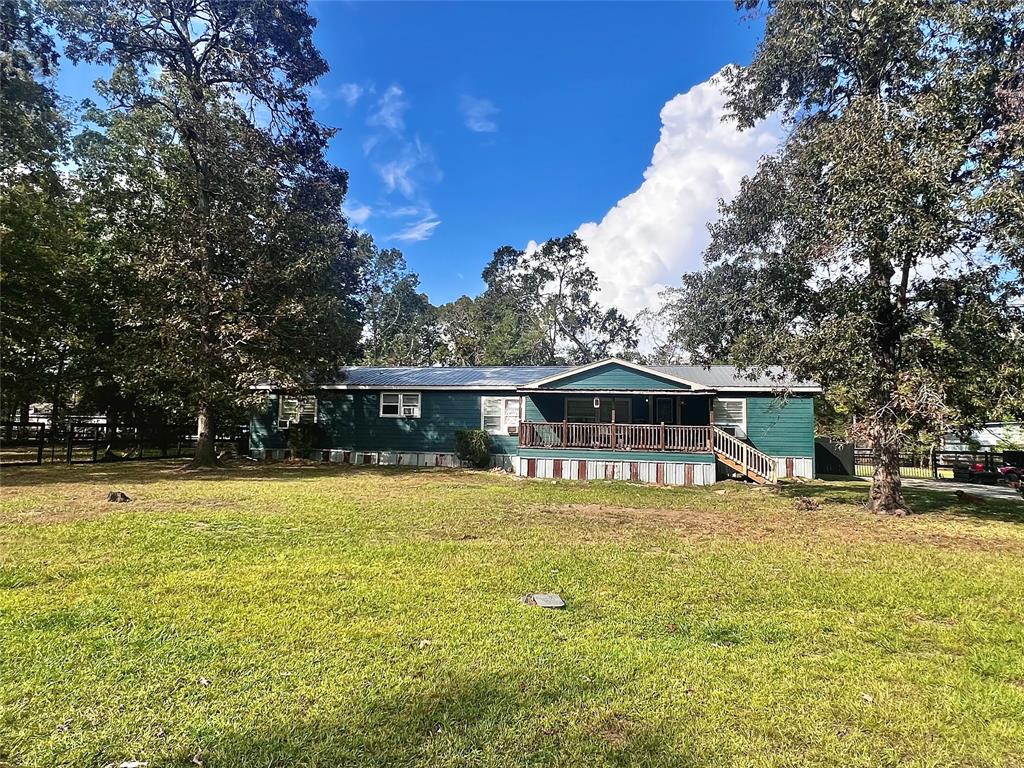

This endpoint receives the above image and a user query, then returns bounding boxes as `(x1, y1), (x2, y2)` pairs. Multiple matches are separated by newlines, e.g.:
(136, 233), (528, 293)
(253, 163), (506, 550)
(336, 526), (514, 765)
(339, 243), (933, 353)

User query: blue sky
(58, 2), (773, 310)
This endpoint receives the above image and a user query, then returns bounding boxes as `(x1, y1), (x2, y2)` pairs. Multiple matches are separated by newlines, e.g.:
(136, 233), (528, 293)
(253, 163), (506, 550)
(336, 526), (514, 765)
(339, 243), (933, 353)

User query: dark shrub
(455, 429), (491, 468)
(287, 422), (324, 457)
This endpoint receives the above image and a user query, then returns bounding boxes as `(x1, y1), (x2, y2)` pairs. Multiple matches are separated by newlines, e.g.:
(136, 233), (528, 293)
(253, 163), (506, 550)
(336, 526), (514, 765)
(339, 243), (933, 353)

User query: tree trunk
(864, 245), (911, 515)
(189, 406), (222, 468)
(867, 440), (909, 515)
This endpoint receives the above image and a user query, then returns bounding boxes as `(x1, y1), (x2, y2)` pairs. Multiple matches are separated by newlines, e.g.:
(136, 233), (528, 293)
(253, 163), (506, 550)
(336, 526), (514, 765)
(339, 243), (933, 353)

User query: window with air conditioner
(713, 398), (747, 436)
(380, 392), (421, 418)
(481, 397), (520, 435)
(278, 395), (317, 427)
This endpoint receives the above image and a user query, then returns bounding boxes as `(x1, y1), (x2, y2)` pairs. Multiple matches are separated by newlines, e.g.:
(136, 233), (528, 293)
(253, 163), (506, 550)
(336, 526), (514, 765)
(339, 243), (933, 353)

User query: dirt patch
(537, 503), (1024, 553)
(593, 713), (633, 746)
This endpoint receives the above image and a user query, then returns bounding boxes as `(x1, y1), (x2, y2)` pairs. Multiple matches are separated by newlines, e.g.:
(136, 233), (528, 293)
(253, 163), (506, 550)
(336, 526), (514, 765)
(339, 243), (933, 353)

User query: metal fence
(0, 420), (247, 467)
(854, 449), (1021, 481)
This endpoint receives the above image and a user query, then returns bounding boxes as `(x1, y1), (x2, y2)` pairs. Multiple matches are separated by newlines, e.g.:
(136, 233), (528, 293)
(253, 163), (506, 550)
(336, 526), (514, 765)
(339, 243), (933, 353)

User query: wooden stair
(712, 427), (776, 484)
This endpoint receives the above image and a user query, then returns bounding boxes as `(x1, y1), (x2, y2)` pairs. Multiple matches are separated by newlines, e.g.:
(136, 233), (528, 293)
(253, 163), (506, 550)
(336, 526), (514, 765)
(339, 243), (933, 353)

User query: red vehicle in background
(965, 451), (1022, 487)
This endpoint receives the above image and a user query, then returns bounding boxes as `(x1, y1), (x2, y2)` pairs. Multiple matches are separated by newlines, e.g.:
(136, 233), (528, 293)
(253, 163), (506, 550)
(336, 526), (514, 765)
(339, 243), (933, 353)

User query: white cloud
(378, 204), (430, 218)
(343, 202), (372, 225)
(359, 84), (442, 242)
(338, 82), (364, 106)
(373, 137), (440, 199)
(367, 84), (408, 132)
(391, 215), (441, 242)
(575, 68), (783, 315)
(460, 95), (499, 133)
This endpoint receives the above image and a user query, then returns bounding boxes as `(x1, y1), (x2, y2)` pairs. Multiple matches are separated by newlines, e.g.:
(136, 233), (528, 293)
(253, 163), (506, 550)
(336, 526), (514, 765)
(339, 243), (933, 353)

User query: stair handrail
(712, 427), (777, 483)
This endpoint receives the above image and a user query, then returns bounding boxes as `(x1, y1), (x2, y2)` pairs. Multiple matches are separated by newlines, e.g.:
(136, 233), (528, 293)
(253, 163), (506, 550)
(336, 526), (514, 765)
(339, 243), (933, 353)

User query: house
(250, 358), (820, 485)
(942, 422), (1024, 452)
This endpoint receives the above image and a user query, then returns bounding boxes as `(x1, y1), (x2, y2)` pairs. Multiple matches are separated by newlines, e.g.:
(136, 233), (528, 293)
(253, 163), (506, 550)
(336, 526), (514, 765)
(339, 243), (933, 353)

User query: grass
(1, 461), (1023, 768)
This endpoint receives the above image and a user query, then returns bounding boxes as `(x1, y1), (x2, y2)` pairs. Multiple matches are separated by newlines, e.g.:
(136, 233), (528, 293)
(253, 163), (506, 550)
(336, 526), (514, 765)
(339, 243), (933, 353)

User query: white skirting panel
(515, 456), (715, 486)
(774, 456), (814, 479)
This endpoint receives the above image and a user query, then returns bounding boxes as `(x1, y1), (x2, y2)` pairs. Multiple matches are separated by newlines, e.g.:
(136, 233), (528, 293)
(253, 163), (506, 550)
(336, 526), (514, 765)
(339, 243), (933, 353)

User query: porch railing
(518, 421), (714, 453)
(712, 427), (776, 483)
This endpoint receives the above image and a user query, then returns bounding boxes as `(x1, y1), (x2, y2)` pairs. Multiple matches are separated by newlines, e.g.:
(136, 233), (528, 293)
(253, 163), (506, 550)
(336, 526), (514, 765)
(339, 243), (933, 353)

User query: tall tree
(528, 234), (638, 364)
(356, 234), (438, 366)
(55, 0), (362, 465)
(670, 0), (1023, 513)
(0, 0), (73, 419)
(475, 245), (549, 364)
(435, 238), (638, 366)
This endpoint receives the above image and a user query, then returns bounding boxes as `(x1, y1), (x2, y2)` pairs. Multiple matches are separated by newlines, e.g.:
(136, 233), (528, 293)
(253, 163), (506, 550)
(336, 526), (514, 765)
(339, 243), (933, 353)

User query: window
(713, 398), (747, 435)
(279, 395), (317, 426)
(565, 396), (632, 423)
(481, 397), (520, 435)
(380, 392), (421, 418)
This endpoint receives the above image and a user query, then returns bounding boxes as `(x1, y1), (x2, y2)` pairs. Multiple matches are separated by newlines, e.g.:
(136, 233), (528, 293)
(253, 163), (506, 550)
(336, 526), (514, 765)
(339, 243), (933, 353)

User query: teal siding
(542, 362), (689, 391)
(526, 393), (650, 422)
(251, 395), (288, 451)
(250, 389), (815, 462)
(736, 394), (815, 458)
(525, 393), (563, 422)
(252, 390), (519, 456)
(518, 448), (713, 462)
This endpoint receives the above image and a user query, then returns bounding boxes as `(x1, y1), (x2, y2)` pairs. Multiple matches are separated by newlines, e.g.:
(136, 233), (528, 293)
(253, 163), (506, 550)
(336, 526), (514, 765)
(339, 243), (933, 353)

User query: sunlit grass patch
(1, 461), (1022, 767)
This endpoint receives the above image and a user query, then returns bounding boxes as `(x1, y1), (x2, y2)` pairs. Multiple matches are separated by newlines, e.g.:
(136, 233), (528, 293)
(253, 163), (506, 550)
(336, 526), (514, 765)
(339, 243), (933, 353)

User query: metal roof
(650, 365), (816, 390)
(317, 363), (819, 391)
(333, 366), (567, 388)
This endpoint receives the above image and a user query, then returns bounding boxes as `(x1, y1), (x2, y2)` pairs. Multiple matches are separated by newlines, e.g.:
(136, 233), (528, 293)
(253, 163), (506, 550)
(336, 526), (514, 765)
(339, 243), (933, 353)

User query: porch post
(562, 419), (568, 448)
(659, 422), (665, 451)
(610, 410), (616, 450)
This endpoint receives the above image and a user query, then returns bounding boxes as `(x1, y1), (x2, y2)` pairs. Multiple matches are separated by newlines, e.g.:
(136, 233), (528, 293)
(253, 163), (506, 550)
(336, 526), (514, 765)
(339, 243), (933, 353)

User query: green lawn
(1, 462), (1023, 767)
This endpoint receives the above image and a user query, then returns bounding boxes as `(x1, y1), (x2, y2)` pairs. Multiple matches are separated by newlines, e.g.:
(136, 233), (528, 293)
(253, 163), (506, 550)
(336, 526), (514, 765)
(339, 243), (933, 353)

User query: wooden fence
(0, 420), (248, 467)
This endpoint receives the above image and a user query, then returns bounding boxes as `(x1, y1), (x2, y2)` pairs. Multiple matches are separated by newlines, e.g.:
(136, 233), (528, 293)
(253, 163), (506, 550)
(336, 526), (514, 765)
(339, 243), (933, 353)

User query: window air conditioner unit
(277, 419), (292, 430)
(507, 425), (519, 436)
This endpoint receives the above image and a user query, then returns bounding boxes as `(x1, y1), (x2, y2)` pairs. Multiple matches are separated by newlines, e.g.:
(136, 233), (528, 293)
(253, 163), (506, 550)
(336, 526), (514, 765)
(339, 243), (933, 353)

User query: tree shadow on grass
(0, 460), (477, 490)
(152, 671), (703, 768)
(779, 478), (1024, 524)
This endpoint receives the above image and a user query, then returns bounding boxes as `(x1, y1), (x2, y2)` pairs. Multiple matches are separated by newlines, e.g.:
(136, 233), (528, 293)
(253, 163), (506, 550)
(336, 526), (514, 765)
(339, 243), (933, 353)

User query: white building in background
(942, 422), (1024, 451)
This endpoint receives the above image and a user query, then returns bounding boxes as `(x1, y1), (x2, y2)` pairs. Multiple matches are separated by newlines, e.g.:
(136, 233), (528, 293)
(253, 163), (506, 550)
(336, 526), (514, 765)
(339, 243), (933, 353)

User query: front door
(654, 396), (675, 425)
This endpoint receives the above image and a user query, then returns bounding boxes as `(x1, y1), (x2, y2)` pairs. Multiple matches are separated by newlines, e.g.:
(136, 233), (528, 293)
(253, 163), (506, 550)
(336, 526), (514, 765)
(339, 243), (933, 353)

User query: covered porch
(511, 359), (779, 484)
(519, 421), (713, 452)
(518, 390), (714, 453)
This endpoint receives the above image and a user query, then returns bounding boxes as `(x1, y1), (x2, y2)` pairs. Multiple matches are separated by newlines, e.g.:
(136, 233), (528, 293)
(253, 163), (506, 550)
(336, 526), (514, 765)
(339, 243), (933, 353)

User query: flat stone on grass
(522, 593), (566, 609)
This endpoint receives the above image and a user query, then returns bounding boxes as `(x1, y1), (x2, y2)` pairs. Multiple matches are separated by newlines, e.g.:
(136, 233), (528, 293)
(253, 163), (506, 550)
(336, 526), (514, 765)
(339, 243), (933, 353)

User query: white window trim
(481, 396), (521, 435)
(278, 395), (317, 426)
(379, 391), (421, 419)
(714, 397), (747, 432)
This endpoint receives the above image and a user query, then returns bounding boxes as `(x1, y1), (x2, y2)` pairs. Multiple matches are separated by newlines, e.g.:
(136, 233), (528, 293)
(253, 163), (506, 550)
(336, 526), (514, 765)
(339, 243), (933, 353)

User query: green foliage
(454, 428), (491, 468)
(355, 234), (439, 366)
(50, 0), (363, 460)
(287, 422), (324, 457)
(0, 0), (73, 416)
(661, 0), (1024, 511)
(435, 236), (639, 366)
